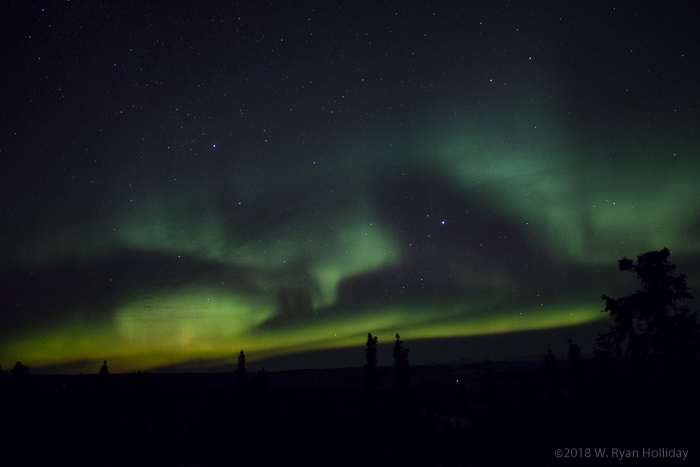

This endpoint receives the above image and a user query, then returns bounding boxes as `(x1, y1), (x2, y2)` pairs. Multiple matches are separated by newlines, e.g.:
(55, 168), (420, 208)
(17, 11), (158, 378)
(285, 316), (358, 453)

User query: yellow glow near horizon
(1, 290), (605, 374)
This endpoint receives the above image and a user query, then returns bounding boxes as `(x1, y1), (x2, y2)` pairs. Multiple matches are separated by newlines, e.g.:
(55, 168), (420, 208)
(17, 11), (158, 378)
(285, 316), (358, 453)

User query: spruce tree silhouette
(10, 362), (30, 393)
(392, 333), (410, 391)
(543, 347), (561, 400)
(235, 350), (247, 389)
(11, 361), (29, 378)
(99, 360), (109, 395)
(596, 248), (699, 361)
(257, 367), (268, 394)
(567, 339), (585, 402)
(567, 339), (581, 361)
(364, 333), (378, 391)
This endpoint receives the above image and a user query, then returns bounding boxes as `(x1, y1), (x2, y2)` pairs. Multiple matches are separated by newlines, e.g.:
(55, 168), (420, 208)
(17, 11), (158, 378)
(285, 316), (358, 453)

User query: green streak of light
(429, 129), (700, 264)
(104, 200), (400, 308)
(2, 295), (603, 373)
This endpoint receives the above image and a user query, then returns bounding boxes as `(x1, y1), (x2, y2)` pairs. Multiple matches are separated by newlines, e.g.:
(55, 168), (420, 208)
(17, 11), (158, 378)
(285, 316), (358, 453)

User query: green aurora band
(2, 112), (697, 373)
(1, 2), (698, 374)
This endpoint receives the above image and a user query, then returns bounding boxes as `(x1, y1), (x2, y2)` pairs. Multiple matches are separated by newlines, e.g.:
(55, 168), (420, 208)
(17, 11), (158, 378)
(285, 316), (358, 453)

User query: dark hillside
(1, 357), (697, 466)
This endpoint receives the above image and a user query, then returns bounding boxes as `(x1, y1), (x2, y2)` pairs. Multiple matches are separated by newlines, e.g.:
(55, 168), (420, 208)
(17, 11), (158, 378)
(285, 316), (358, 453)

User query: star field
(1, 1), (698, 373)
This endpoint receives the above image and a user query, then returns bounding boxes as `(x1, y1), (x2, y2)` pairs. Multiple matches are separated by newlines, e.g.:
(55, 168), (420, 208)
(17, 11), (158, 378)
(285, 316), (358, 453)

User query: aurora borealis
(1, 1), (698, 374)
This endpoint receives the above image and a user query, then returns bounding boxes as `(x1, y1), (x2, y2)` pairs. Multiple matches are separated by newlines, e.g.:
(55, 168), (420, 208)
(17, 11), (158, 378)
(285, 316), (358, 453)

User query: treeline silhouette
(1, 249), (699, 466)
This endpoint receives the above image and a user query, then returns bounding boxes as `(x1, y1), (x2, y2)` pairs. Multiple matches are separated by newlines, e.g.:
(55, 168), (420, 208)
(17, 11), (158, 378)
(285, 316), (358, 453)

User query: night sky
(2, 1), (699, 374)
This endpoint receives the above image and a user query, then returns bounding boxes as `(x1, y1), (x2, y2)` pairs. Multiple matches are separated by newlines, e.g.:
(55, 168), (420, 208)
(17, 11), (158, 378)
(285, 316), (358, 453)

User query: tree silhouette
(543, 347), (562, 402)
(235, 350), (247, 388)
(11, 361), (29, 378)
(257, 367), (268, 394)
(364, 333), (378, 390)
(566, 338), (581, 365)
(392, 333), (410, 390)
(567, 339), (584, 400)
(596, 248), (699, 360)
(99, 360), (109, 395)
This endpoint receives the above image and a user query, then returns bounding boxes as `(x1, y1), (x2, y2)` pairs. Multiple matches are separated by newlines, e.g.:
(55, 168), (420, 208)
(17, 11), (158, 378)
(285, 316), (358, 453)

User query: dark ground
(1, 357), (698, 466)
